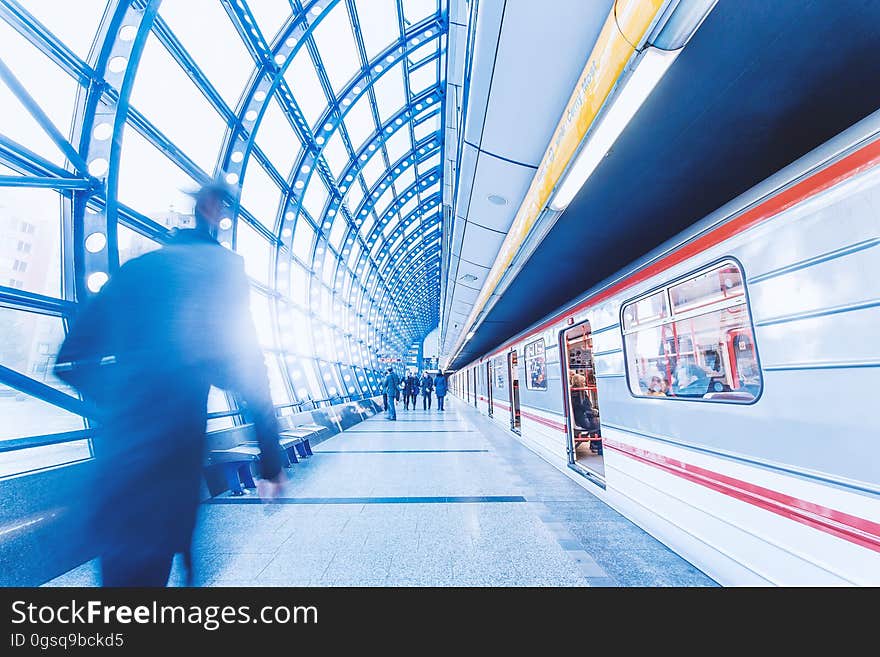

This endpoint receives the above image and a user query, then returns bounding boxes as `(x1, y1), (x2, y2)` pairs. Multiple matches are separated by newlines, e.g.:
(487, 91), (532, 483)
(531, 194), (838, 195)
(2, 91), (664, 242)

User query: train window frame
(619, 257), (763, 405)
(524, 337), (548, 391)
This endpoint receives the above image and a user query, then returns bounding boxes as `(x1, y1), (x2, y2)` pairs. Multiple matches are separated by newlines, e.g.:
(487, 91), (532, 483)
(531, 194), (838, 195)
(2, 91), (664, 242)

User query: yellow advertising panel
(453, 0), (666, 359)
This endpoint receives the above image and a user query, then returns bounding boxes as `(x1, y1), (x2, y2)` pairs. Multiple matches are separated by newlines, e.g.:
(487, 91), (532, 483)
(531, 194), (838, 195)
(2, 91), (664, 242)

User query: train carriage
(450, 109), (880, 586)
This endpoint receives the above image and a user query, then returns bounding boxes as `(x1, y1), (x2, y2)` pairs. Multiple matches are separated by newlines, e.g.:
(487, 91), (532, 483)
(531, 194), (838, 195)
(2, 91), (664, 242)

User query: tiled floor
(46, 398), (716, 587)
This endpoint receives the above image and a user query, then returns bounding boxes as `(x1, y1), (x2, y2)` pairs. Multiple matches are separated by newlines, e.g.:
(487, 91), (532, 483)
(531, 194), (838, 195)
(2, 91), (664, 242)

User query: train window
(621, 289), (668, 331)
(493, 356), (505, 389)
(524, 338), (547, 390)
(669, 263), (744, 313)
(621, 260), (761, 403)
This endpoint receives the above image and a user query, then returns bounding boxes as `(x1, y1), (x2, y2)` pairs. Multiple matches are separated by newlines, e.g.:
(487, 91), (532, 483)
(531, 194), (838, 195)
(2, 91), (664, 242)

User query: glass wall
(0, 0), (447, 477)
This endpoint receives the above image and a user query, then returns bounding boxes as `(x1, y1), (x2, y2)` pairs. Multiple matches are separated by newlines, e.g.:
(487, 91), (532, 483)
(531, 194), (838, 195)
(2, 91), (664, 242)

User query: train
(449, 109), (880, 586)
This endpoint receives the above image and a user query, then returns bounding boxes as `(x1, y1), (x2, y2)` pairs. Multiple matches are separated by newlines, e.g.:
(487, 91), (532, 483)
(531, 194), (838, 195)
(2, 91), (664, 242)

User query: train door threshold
(567, 461), (606, 490)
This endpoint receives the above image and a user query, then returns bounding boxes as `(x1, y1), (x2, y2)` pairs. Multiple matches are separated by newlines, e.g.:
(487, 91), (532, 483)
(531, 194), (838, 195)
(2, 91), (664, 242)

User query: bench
(275, 417), (325, 462)
(202, 401), (376, 496)
(204, 425), (261, 496)
(204, 422), (323, 495)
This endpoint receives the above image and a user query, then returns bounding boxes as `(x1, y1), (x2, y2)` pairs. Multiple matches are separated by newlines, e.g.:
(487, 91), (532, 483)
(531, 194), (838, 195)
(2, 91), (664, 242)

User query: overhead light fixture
(465, 330), (475, 340)
(549, 46), (678, 211)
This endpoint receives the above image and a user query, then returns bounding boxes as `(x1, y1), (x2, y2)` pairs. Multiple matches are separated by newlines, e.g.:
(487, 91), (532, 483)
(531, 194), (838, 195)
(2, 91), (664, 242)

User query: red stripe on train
(520, 410), (567, 433)
(603, 438), (880, 554)
(483, 137), (880, 361)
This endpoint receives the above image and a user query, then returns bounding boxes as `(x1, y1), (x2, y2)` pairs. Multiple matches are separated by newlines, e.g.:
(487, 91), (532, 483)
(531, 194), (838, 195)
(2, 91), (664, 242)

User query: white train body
(450, 110), (880, 586)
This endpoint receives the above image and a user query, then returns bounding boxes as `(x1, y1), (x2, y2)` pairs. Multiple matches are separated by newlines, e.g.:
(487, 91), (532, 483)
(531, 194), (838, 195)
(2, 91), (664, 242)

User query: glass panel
(289, 262), (309, 306)
(312, 2), (361, 94)
(344, 95), (375, 151)
(247, 0), (290, 42)
(160, 0), (254, 108)
(19, 0), (107, 60)
(301, 175), (328, 221)
(207, 385), (230, 413)
(288, 306), (311, 356)
(0, 18), (79, 166)
(322, 130), (349, 180)
(0, 187), (62, 297)
(302, 358), (324, 400)
(385, 129), (410, 164)
(329, 215), (347, 250)
(255, 96), (303, 179)
(235, 219), (271, 286)
(285, 49), (327, 128)
(375, 186), (394, 218)
(402, 0), (438, 24)
(0, 308), (74, 394)
(0, 316), (86, 469)
(622, 289), (669, 331)
(360, 151), (386, 188)
(669, 261), (745, 314)
(240, 160), (282, 230)
(130, 33), (226, 173)
(117, 124), (199, 219)
(0, 437), (91, 478)
(394, 163), (415, 189)
(410, 60), (437, 95)
(372, 63), (406, 124)
(249, 290), (274, 347)
(292, 218), (314, 262)
(117, 224), (162, 265)
(355, 0), (400, 61)
(417, 152), (440, 175)
(413, 111), (439, 141)
(407, 39), (438, 66)
(263, 352), (290, 405)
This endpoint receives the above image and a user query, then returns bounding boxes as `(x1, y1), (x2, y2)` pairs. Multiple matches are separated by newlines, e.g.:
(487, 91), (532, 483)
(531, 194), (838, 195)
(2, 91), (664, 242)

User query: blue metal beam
(0, 364), (92, 419)
(0, 175), (91, 189)
(0, 57), (92, 176)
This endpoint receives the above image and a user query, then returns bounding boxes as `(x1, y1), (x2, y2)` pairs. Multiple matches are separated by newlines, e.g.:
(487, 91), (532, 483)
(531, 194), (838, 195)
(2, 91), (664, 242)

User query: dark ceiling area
(452, 0), (880, 368)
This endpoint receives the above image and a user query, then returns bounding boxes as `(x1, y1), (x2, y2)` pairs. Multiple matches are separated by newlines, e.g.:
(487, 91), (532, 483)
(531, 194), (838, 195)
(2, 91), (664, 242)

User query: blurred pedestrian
(55, 181), (285, 587)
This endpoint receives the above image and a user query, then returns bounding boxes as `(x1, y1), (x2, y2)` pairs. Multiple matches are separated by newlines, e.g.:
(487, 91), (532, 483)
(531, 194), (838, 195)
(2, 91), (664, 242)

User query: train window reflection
(622, 260), (761, 403)
(622, 289), (668, 331)
(669, 262), (744, 313)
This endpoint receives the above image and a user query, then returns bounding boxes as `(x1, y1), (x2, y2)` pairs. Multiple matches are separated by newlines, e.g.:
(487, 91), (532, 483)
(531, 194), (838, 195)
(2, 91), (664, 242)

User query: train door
(486, 361), (493, 416)
(473, 366), (479, 408)
(561, 321), (604, 480)
(507, 351), (521, 433)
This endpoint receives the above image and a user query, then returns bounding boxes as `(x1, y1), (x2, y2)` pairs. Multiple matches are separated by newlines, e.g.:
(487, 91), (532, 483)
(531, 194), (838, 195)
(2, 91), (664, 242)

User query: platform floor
(47, 398), (716, 587)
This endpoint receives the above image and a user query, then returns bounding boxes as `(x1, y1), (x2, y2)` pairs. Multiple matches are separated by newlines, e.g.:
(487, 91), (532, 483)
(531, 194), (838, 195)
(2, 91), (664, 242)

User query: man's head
(192, 182), (234, 233)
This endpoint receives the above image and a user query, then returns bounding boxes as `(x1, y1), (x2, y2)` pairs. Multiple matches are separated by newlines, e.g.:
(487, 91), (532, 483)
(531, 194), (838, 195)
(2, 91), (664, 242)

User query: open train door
(560, 321), (604, 483)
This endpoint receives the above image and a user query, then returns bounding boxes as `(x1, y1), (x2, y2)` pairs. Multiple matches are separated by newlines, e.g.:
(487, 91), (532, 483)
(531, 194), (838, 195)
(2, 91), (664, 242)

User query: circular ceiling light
(488, 194), (507, 206)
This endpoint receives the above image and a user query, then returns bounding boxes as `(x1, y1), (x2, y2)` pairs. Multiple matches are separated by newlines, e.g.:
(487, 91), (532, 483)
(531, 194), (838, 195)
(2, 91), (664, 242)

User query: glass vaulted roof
(0, 0), (446, 472)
